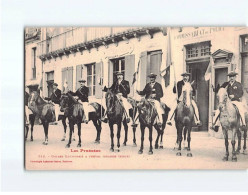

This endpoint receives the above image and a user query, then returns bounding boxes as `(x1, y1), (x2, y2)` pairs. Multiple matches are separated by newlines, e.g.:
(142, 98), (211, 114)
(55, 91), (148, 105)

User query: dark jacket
(108, 79), (130, 98)
(173, 80), (196, 99)
(45, 88), (62, 104)
(220, 81), (243, 101)
(70, 86), (89, 102)
(138, 82), (163, 101)
(25, 91), (29, 106)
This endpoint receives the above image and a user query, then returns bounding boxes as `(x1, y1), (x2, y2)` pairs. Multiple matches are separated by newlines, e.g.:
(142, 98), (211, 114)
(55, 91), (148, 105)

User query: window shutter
(61, 67), (67, 92)
(68, 66), (73, 91)
(140, 51), (148, 90)
(125, 54), (135, 97)
(76, 65), (82, 89)
(95, 61), (103, 99)
(149, 50), (162, 84)
(108, 60), (113, 87)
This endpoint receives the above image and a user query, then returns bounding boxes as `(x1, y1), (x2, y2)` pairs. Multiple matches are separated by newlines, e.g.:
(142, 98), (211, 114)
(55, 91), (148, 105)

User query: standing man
(102, 72), (131, 123)
(212, 71), (246, 131)
(69, 79), (90, 123)
(45, 83), (62, 121)
(136, 73), (164, 126)
(167, 72), (202, 126)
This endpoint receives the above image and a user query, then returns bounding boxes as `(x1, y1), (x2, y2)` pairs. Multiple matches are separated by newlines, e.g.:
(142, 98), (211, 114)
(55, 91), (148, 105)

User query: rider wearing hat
(212, 71), (246, 131)
(44, 83), (62, 121)
(137, 73), (164, 127)
(69, 79), (90, 123)
(102, 72), (131, 123)
(167, 72), (202, 126)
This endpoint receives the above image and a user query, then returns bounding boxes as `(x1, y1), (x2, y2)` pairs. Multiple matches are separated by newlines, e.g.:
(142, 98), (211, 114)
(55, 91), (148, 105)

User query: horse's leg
(222, 128), (229, 161)
(148, 126), (153, 155)
(66, 121), (73, 148)
(132, 124), (137, 146)
(123, 121), (128, 146)
(77, 123), (81, 147)
(42, 122), (49, 145)
(176, 125), (183, 156)
(25, 125), (29, 141)
(109, 123), (114, 152)
(116, 123), (121, 152)
(155, 127), (160, 149)
(61, 117), (67, 141)
(159, 129), (164, 149)
(138, 125), (145, 154)
(231, 129), (237, 162)
(30, 115), (34, 141)
(92, 119), (100, 144)
(236, 128), (241, 154)
(186, 126), (192, 157)
(243, 127), (247, 155)
(183, 127), (187, 150)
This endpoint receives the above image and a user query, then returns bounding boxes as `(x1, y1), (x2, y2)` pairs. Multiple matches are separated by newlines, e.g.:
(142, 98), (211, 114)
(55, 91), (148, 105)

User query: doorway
(188, 61), (209, 131)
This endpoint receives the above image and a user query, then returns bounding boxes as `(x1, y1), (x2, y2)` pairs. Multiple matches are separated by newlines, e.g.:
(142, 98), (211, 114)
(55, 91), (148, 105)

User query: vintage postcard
(25, 27), (248, 170)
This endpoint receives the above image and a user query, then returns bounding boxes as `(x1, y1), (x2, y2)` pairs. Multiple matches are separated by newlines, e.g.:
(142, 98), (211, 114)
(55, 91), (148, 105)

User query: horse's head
(28, 91), (38, 107)
(217, 88), (229, 111)
(60, 93), (70, 112)
(105, 89), (116, 114)
(182, 82), (193, 107)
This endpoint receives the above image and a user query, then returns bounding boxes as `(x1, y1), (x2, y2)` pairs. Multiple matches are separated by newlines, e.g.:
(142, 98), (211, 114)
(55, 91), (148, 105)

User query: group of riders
(25, 70), (247, 131)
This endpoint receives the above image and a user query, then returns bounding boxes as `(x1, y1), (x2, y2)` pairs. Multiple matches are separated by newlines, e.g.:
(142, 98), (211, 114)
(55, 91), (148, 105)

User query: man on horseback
(212, 71), (246, 131)
(167, 72), (202, 126)
(136, 73), (164, 127)
(44, 83), (62, 121)
(102, 72), (131, 123)
(69, 79), (90, 123)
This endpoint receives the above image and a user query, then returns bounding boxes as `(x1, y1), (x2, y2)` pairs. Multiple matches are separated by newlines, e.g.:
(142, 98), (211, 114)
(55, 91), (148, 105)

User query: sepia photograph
(24, 26), (248, 170)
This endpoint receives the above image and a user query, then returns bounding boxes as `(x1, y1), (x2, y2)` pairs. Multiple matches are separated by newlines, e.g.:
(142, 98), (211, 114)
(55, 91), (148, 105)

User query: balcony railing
(37, 27), (140, 57)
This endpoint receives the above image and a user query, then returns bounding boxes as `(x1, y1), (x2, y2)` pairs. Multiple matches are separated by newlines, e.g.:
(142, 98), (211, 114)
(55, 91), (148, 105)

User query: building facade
(25, 27), (248, 135)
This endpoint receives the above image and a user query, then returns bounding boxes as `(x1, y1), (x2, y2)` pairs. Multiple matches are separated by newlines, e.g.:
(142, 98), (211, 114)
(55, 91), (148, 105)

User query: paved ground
(25, 121), (248, 170)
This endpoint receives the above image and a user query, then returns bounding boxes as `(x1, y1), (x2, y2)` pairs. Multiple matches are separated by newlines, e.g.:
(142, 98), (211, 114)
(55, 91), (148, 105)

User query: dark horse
(217, 88), (247, 161)
(135, 98), (169, 155)
(28, 91), (56, 145)
(60, 93), (104, 148)
(174, 82), (194, 157)
(105, 89), (136, 152)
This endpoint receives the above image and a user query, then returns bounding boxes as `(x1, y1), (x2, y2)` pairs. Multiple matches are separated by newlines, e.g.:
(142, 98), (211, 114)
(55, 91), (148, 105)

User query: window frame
(32, 47), (37, 79)
(86, 63), (96, 97)
(112, 57), (125, 83)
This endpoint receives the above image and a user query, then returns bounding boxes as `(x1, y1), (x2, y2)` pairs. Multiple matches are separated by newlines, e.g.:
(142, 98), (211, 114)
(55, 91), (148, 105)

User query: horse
(135, 97), (170, 155)
(174, 82), (194, 157)
(105, 89), (133, 152)
(60, 93), (104, 148)
(217, 88), (247, 161)
(28, 91), (56, 145)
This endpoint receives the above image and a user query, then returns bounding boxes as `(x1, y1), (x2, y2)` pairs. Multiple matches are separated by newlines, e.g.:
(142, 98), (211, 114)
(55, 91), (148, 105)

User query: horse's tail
(42, 104), (55, 122)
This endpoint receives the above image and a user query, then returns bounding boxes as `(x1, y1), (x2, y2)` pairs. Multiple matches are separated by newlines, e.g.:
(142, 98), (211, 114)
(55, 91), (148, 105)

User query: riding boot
(167, 111), (175, 126)
(211, 110), (220, 132)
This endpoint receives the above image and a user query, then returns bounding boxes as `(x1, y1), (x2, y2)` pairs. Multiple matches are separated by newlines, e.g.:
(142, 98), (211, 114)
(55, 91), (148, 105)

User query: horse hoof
(232, 157), (237, 162)
(176, 152), (181, 156)
(159, 146), (163, 149)
(61, 138), (65, 141)
(43, 142), (48, 145)
(187, 153), (193, 157)
(77, 144), (81, 147)
(94, 140), (100, 144)
(73, 138), (76, 141)
(110, 148), (114, 152)
(155, 145), (158, 149)
(116, 149), (120, 152)
(133, 143), (137, 147)
(65, 144), (70, 148)
(138, 150), (143, 154)
(31, 138), (33, 142)
(148, 151), (153, 155)
(222, 156), (228, 161)
(123, 143), (127, 146)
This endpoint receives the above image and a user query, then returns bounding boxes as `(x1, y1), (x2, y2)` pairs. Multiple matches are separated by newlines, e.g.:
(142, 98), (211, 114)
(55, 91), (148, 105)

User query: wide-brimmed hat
(148, 73), (157, 78)
(116, 72), (124, 76)
(227, 71), (238, 77)
(78, 79), (86, 83)
(52, 83), (58, 86)
(181, 72), (191, 76)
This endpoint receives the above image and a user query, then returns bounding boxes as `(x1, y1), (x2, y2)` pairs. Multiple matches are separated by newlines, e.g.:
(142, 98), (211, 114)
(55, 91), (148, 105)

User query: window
(112, 58), (125, 82)
(46, 71), (54, 97)
(32, 47), (36, 79)
(87, 63), (96, 96)
(186, 41), (211, 59)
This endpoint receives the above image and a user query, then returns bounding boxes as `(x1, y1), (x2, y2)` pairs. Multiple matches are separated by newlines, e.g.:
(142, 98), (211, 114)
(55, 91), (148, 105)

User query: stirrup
(167, 121), (172, 126)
